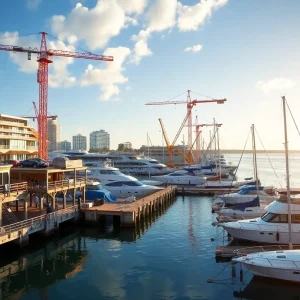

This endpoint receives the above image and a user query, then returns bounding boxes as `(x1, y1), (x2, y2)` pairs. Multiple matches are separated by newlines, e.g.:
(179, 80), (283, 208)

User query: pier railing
(0, 182), (28, 196)
(0, 206), (78, 237)
(27, 178), (86, 191)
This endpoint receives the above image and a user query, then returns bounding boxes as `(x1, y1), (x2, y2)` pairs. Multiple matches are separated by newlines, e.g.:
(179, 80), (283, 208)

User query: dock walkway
(82, 186), (176, 227)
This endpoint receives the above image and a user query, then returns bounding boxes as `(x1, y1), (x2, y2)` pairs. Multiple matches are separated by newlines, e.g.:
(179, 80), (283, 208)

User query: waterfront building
(0, 114), (38, 161)
(48, 118), (60, 152)
(60, 140), (71, 151)
(90, 130), (110, 150)
(73, 134), (87, 151)
(118, 142), (132, 150)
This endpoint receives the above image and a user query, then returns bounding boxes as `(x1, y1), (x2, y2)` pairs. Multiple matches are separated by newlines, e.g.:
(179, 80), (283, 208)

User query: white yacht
(49, 151), (171, 176)
(87, 166), (162, 198)
(151, 169), (207, 185)
(221, 199), (300, 244)
(233, 249), (300, 283)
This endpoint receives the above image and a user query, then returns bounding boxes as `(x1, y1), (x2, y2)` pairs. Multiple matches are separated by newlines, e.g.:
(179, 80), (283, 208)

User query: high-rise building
(48, 118), (60, 152)
(60, 140), (71, 151)
(90, 130), (110, 150)
(73, 134), (87, 150)
(0, 114), (38, 161)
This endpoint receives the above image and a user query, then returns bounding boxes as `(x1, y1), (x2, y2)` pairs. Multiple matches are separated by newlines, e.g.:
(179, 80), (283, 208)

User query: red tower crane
(0, 32), (113, 160)
(145, 90), (226, 151)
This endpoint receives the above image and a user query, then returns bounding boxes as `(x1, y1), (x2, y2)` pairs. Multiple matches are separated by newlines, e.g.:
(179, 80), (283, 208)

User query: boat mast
(216, 125), (222, 182)
(147, 132), (150, 177)
(282, 96), (292, 250)
(214, 118), (217, 161)
(251, 124), (259, 194)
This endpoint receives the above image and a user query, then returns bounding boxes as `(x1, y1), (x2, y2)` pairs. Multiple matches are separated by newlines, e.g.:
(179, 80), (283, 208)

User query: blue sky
(0, 0), (300, 150)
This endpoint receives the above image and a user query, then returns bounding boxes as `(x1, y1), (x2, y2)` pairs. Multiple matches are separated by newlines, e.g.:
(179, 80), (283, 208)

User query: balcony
(27, 178), (86, 193)
(26, 146), (38, 151)
(0, 182), (28, 197)
(0, 128), (29, 134)
(0, 120), (27, 127)
(0, 133), (36, 140)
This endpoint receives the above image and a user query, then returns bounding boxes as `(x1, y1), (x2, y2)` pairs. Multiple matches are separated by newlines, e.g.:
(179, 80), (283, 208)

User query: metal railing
(28, 178), (86, 191)
(0, 206), (78, 237)
(0, 182), (28, 195)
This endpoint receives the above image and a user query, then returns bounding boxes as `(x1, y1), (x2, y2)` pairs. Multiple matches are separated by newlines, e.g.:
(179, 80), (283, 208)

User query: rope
(190, 90), (215, 100)
(286, 99), (300, 137)
(254, 128), (283, 189)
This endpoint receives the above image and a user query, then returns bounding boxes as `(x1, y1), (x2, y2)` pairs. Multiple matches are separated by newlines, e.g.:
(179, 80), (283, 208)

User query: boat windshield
(99, 169), (122, 175)
(122, 181), (144, 186)
(87, 184), (102, 191)
(261, 212), (288, 223)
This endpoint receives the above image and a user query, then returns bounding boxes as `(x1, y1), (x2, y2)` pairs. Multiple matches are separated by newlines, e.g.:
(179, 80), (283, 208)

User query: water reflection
(233, 277), (300, 300)
(0, 230), (88, 299)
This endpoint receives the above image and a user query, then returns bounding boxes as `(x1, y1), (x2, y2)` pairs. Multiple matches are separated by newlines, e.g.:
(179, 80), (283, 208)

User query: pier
(82, 186), (177, 227)
(176, 186), (238, 196)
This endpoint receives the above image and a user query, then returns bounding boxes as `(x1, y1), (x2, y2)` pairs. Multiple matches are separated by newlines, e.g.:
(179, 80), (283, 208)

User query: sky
(0, 0), (300, 151)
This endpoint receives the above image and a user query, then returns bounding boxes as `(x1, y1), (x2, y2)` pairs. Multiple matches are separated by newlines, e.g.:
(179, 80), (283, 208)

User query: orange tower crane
(0, 32), (113, 160)
(145, 90), (226, 150)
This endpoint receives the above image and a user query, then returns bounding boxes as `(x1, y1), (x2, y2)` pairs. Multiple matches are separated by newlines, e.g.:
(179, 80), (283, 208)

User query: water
(1, 153), (300, 300)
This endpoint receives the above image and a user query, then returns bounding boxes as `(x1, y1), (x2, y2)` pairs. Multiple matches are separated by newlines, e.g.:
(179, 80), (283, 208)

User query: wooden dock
(81, 186), (176, 227)
(216, 244), (300, 258)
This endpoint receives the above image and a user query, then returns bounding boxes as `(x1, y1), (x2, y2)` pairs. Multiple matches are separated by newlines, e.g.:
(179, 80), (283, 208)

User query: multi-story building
(48, 118), (60, 152)
(60, 140), (71, 151)
(119, 142), (132, 149)
(89, 130), (110, 150)
(73, 134), (87, 151)
(0, 114), (38, 161)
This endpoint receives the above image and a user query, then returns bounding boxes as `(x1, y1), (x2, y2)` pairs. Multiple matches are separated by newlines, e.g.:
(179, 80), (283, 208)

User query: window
(293, 215), (300, 223)
(261, 212), (288, 223)
(87, 184), (102, 190)
(122, 181), (144, 186)
(105, 181), (122, 187)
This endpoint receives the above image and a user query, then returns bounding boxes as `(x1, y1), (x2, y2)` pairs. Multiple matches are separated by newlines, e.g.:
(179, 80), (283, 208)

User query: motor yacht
(233, 250), (300, 283)
(221, 199), (300, 244)
(151, 169), (207, 185)
(87, 166), (162, 198)
(49, 151), (172, 176)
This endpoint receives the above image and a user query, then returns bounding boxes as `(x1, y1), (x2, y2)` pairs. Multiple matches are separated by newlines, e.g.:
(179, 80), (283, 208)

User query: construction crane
(184, 117), (222, 164)
(145, 90), (226, 151)
(159, 110), (191, 168)
(0, 32), (113, 160)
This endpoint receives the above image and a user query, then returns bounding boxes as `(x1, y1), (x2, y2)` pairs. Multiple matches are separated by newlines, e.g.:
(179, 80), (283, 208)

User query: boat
(232, 96), (300, 283)
(151, 169), (207, 185)
(49, 150), (172, 176)
(87, 166), (162, 198)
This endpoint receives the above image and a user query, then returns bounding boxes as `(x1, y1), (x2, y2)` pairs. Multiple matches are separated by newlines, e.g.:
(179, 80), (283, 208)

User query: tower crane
(0, 32), (113, 160)
(159, 109), (191, 168)
(145, 90), (226, 150)
(184, 117), (222, 164)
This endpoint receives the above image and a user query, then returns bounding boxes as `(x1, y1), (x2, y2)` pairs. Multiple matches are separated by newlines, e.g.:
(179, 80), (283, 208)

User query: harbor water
(1, 153), (300, 300)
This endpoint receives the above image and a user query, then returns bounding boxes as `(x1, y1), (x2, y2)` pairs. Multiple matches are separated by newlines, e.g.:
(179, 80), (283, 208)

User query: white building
(0, 114), (38, 161)
(73, 134), (87, 151)
(48, 118), (60, 152)
(90, 130), (110, 150)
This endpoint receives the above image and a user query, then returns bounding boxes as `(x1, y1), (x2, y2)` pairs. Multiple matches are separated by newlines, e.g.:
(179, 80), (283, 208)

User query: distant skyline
(0, 0), (299, 151)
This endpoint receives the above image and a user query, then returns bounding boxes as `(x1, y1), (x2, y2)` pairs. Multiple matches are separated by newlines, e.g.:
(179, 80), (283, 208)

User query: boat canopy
(228, 196), (260, 211)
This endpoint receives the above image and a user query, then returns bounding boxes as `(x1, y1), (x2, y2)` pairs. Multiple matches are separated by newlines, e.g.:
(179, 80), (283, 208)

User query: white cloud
(177, 0), (228, 31)
(116, 0), (148, 14)
(256, 78), (296, 94)
(51, 1), (127, 50)
(81, 47), (131, 100)
(0, 32), (39, 73)
(147, 0), (177, 32)
(130, 29), (152, 64)
(184, 44), (203, 52)
(26, 0), (41, 11)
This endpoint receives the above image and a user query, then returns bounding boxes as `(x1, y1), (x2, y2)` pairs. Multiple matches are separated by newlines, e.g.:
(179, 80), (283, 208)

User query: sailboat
(232, 96), (300, 282)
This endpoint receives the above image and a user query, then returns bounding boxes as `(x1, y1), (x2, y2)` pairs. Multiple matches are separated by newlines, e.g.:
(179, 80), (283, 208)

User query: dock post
(24, 199), (28, 220)
(0, 202), (2, 226)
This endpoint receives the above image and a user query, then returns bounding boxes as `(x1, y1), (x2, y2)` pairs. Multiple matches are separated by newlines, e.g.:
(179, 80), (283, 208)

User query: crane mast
(0, 32), (113, 160)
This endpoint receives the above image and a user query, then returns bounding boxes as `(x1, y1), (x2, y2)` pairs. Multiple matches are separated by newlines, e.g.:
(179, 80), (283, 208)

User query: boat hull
(240, 263), (300, 283)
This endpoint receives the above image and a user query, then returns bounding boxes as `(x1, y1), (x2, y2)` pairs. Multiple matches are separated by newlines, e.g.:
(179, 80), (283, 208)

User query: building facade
(60, 140), (71, 151)
(48, 118), (60, 152)
(73, 134), (87, 151)
(89, 130), (110, 150)
(0, 114), (38, 161)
